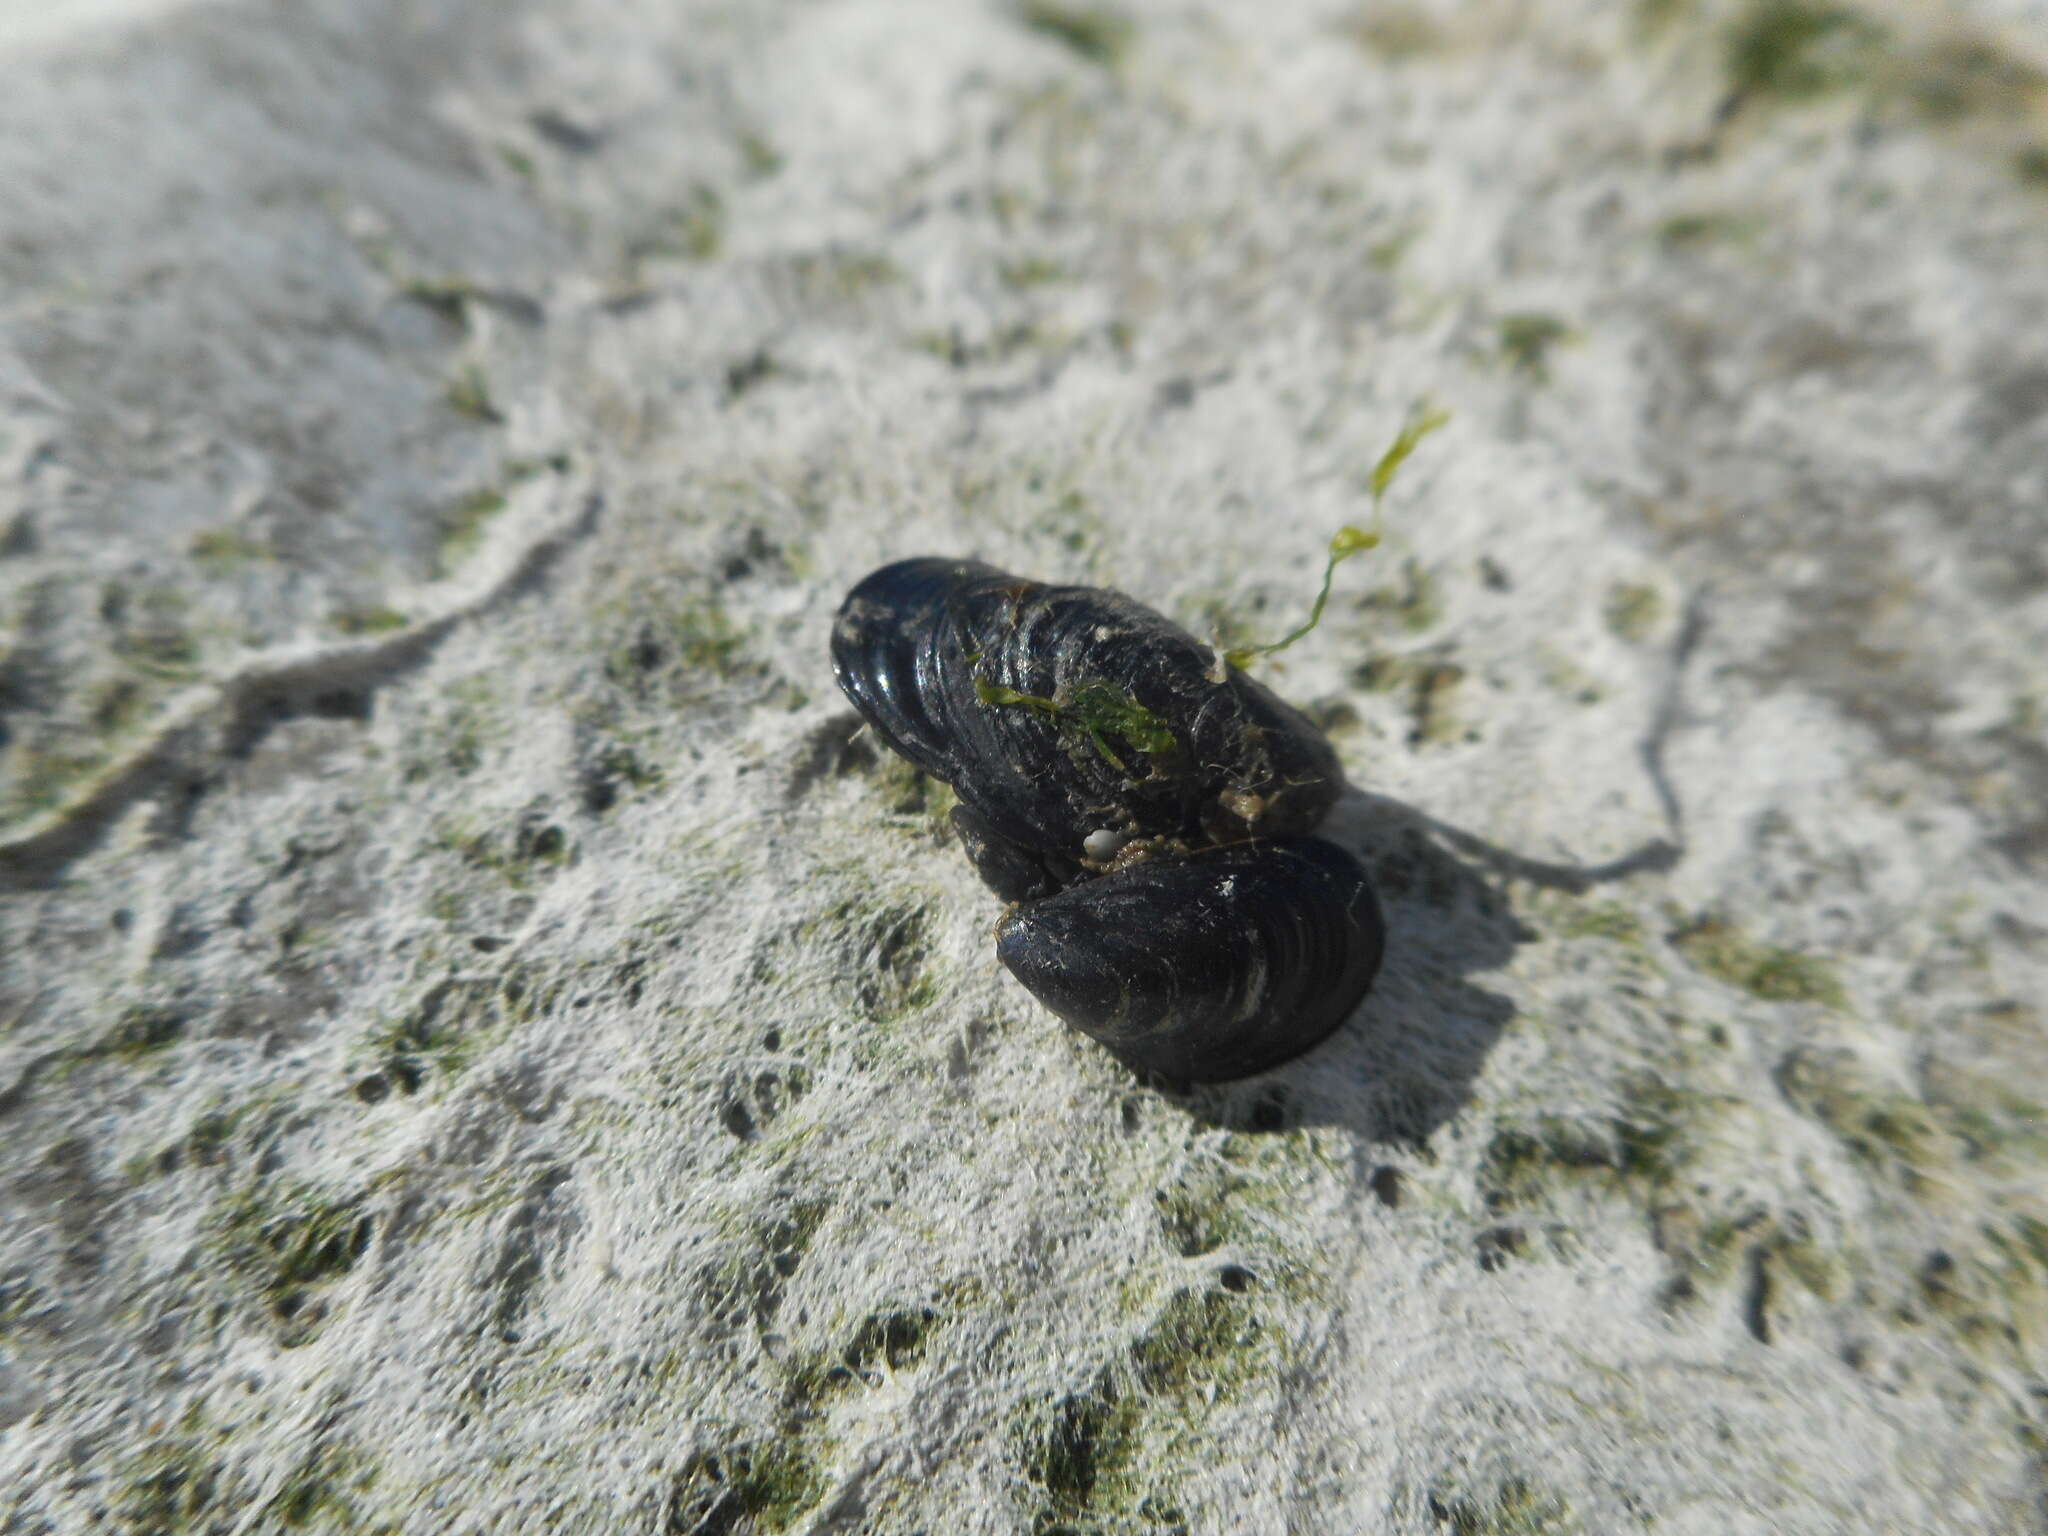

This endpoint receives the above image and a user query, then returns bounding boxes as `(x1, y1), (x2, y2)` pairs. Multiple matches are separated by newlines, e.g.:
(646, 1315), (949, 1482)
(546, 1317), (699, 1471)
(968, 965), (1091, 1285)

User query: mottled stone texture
(2, 1), (2045, 1531)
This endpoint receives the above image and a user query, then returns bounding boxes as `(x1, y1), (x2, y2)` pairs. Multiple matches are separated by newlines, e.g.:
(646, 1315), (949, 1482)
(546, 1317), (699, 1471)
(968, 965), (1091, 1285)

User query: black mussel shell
(832, 556), (1383, 1083)
(993, 836), (1383, 1082)
(949, 803), (1072, 904)
(831, 557), (1344, 865)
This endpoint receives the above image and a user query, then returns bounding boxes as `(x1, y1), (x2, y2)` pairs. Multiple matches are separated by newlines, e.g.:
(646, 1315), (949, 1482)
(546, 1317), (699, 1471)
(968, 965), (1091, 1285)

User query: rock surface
(2, 0), (2046, 1531)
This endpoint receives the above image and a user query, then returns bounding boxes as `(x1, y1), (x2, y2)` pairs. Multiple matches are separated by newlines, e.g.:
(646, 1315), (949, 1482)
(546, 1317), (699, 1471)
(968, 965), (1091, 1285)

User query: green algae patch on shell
(830, 558), (1345, 865)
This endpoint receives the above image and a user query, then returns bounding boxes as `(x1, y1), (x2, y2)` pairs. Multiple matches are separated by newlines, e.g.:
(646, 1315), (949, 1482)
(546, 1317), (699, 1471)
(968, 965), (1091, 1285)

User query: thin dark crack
(1402, 801), (1680, 895)
(1742, 1243), (1773, 1344)
(1641, 586), (1710, 846)
(1340, 587), (1704, 895)
(0, 493), (602, 890)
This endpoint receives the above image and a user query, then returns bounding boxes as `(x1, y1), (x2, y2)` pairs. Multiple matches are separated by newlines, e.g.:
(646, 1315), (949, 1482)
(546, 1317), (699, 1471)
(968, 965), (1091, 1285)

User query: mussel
(830, 557), (1384, 1082)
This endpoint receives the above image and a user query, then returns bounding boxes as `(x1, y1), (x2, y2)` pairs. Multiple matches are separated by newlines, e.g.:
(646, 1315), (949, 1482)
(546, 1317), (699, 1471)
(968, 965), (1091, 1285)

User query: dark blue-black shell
(831, 558), (1344, 862)
(830, 557), (1383, 1083)
(995, 836), (1383, 1081)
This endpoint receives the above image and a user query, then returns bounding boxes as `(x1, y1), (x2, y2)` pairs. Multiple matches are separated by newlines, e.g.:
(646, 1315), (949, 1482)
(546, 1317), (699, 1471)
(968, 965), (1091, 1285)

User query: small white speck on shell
(1083, 828), (1128, 861)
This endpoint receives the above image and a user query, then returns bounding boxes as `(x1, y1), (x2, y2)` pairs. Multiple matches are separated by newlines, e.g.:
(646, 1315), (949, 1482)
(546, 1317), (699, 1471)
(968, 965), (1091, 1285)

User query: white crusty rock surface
(2, 0), (2047, 1531)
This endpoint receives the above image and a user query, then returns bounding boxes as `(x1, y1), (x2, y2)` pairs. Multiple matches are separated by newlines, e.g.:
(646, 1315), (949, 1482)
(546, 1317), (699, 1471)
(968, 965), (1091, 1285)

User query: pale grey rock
(2, 0), (2046, 1532)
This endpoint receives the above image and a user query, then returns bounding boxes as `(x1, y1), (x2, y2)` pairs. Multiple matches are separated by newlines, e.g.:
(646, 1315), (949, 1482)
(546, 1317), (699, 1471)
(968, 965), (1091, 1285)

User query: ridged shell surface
(993, 837), (1383, 1082)
(830, 558), (1344, 864)
(831, 556), (1383, 1082)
